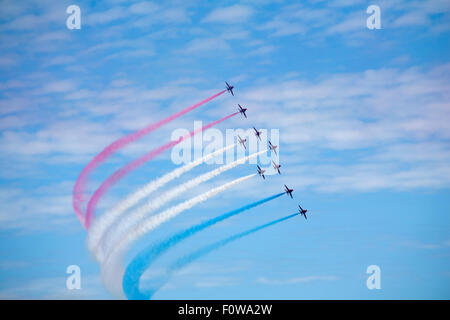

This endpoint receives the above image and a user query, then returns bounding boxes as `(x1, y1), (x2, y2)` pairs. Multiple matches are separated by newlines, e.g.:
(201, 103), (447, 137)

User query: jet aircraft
(298, 205), (308, 220)
(257, 165), (266, 179)
(238, 104), (247, 118)
(253, 127), (262, 141)
(272, 161), (281, 174)
(268, 141), (278, 155)
(225, 82), (234, 96)
(284, 184), (294, 198)
(238, 135), (247, 149)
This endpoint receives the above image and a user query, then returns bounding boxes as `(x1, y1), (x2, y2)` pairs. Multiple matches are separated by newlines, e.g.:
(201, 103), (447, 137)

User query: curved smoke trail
(84, 112), (238, 229)
(132, 213), (298, 299)
(95, 149), (267, 262)
(87, 143), (236, 258)
(73, 90), (226, 227)
(122, 193), (285, 299)
(101, 174), (256, 296)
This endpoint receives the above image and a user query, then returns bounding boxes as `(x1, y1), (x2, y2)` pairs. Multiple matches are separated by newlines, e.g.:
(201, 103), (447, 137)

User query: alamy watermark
(366, 5), (381, 30)
(170, 121), (280, 175)
(66, 5), (81, 30)
(66, 264), (81, 290)
(366, 265), (381, 290)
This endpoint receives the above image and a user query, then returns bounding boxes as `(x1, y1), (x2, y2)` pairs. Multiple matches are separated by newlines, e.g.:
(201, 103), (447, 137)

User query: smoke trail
(73, 90), (226, 227)
(122, 193), (285, 299)
(132, 213), (298, 299)
(173, 213), (298, 270)
(95, 149), (267, 262)
(101, 174), (256, 295)
(87, 144), (236, 257)
(84, 112), (238, 229)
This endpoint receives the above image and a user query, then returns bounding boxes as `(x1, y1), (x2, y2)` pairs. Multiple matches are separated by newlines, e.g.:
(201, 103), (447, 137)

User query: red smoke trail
(84, 111), (239, 229)
(73, 90), (226, 227)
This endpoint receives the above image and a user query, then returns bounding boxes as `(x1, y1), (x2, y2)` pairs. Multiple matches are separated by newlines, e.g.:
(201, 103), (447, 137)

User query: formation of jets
(268, 141), (278, 155)
(257, 165), (265, 180)
(298, 205), (308, 220)
(226, 81), (309, 220)
(253, 127), (262, 141)
(238, 135), (247, 149)
(284, 185), (294, 199)
(272, 161), (281, 174)
(225, 82), (234, 96)
(238, 104), (247, 118)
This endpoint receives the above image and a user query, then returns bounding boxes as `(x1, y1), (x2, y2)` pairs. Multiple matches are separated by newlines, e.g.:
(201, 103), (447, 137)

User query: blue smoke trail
(171, 212), (298, 272)
(146, 212), (298, 299)
(123, 192), (285, 300)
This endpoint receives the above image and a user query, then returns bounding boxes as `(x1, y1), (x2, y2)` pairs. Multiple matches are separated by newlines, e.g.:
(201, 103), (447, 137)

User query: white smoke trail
(87, 144), (236, 258)
(95, 150), (267, 262)
(101, 173), (256, 296)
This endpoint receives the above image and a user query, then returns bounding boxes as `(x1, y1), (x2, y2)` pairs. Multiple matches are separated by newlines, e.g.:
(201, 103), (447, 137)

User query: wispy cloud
(183, 38), (231, 54)
(402, 239), (450, 250)
(0, 275), (108, 299)
(257, 275), (338, 285)
(0, 0), (448, 300)
(203, 5), (254, 24)
(259, 0), (450, 42)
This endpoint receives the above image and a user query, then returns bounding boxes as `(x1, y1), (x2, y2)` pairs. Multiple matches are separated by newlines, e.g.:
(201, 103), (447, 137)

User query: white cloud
(0, 184), (73, 231)
(129, 2), (159, 15)
(0, 55), (19, 68)
(0, 120), (120, 156)
(203, 5), (254, 24)
(0, 97), (31, 115)
(2, 64), (449, 196)
(44, 55), (76, 66)
(195, 276), (239, 288)
(131, 7), (190, 27)
(0, 3), (63, 31)
(330, 0), (365, 7)
(257, 275), (338, 285)
(183, 38), (231, 54)
(247, 45), (276, 56)
(0, 260), (29, 270)
(37, 79), (77, 94)
(35, 31), (71, 42)
(86, 7), (128, 25)
(261, 19), (307, 37)
(402, 239), (450, 250)
(326, 13), (364, 34)
(160, 8), (190, 24)
(228, 64), (450, 192)
(393, 12), (430, 27)
(0, 275), (108, 299)
(260, 0), (450, 40)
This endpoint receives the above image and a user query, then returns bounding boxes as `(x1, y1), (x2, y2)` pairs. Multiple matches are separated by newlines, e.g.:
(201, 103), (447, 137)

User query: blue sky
(0, 0), (449, 299)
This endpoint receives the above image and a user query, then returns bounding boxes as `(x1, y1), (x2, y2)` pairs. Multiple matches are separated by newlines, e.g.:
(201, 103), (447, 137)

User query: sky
(0, 0), (449, 299)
